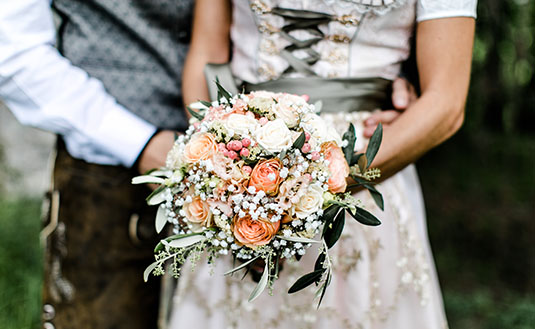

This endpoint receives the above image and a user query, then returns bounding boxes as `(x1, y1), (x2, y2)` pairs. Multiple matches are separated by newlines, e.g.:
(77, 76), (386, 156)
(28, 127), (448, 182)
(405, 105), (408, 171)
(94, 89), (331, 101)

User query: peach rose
(248, 158), (283, 195)
(183, 132), (218, 163)
(233, 213), (280, 248)
(183, 196), (212, 228)
(321, 141), (350, 193)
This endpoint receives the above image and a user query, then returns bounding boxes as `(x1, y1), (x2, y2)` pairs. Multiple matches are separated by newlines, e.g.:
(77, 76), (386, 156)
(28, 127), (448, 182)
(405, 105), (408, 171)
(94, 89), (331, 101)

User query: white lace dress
(168, 1), (477, 328)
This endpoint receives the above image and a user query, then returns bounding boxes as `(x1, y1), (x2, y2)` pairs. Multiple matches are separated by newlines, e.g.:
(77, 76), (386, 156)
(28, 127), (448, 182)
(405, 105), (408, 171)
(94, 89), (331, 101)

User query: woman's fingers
(363, 110), (400, 137)
(391, 77), (411, 109)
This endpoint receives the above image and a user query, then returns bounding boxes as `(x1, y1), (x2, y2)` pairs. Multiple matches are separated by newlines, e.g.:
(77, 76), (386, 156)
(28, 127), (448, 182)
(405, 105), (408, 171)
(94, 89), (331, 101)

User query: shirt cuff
(92, 106), (157, 168)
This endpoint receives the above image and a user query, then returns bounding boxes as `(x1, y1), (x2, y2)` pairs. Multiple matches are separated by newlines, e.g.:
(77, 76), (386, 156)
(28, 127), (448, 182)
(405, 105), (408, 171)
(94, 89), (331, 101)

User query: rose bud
(241, 138), (251, 147)
(227, 150), (238, 160)
(310, 151), (320, 161)
(227, 140), (243, 151)
(304, 132), (311, 141)
(242, 165), (252, 175)
(240, 148), (250, 157)
(301, 143), (311, 153)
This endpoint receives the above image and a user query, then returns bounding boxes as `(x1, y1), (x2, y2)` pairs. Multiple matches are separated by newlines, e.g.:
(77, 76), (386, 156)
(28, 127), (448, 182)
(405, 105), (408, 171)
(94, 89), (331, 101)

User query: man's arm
(0, 0), (158, 168)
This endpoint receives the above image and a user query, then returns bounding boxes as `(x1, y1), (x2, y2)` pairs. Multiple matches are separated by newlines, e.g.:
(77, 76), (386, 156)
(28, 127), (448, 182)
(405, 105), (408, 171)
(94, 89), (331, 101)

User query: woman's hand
(363, 77), (418, 138)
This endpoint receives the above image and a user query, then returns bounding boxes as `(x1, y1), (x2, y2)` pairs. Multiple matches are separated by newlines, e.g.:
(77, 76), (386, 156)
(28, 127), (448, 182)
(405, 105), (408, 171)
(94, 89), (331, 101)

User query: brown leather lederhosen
(41, 139), (161, 329)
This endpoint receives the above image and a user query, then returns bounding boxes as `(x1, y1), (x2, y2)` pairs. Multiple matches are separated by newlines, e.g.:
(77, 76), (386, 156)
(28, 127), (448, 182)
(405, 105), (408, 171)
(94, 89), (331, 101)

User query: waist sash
(205, 64), (393, 113)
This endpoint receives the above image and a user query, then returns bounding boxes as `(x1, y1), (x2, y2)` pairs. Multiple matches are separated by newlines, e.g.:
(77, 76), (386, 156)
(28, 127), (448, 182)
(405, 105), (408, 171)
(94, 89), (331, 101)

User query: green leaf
(146, 186), (166, 205)
(288, 269), (324, 294)
(350, 153), (363, 167)
(215, 77), (233, 103)
(154, 233), (204, 252)
(168, 234), (206, 248)
(224, 255), (261, 276)
(199, 100), (213, 108)
(368, 188), (384, 211)
(342, 123), (356, 164)
(321, 205), (341, 237)
(358, 154), (368, 173)
(350, 176), (384, 211)
(323, 209), (345, 249)
(292, 131), (307, 150)
(187, 106), (205, 121)
(248, 260), (269, 302)
(155, 205), (167, 234)
(143, 261), (159, 282)
(316, 270), (331, 309)
(348, 207), (381, 226)
(365, 123), (383, 169)
(314, 253), (326, 271)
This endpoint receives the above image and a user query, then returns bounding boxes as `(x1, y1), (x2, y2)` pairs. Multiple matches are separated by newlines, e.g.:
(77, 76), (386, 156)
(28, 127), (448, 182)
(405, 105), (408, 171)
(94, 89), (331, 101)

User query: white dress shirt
(0, 0), (157, 167)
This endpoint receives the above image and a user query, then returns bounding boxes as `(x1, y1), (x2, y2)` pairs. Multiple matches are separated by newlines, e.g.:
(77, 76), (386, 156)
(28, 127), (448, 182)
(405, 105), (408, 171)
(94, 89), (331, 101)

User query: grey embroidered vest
(52, 0), (194, 131)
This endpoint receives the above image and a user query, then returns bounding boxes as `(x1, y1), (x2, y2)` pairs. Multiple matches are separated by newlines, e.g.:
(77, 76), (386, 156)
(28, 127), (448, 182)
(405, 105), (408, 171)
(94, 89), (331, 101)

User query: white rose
(302, 113), (343, 147)
(293, 184), (324, 219)
(224, 113), (259, 137)
(272, 94), (303, 128)
(255, 118), (294, 153)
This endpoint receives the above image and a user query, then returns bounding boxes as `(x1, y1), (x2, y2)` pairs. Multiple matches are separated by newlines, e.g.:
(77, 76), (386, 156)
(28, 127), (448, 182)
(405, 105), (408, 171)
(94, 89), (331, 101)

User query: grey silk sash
(204, 64), (392, 113)
(244, 77), (392, 113)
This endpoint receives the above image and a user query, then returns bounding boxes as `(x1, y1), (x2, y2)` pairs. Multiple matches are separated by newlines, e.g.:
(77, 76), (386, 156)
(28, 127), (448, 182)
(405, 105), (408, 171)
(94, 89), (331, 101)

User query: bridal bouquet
(134, 82), (384, 306)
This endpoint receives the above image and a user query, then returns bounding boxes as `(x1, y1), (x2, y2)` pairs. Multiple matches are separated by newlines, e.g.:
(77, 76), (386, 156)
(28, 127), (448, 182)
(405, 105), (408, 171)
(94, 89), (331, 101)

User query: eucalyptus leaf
(350, 176), (384, 211)
(199, 100), (213, 108)
(348, 207), (381, 226)
(357, 154), (368, 173)
(143, 261), (159, 282)
(288, 269), (324, 294)
(277, 235), (320, 244)
(146, 186), (166, 205)
(317, 270), (331, 309)
(215, 78), (233, 102)
(155, 205), (167, 234)
(324, 209), (345, 249)
(292, 132), (306, 150)
(314, 253), (326, 271)
(321, 205), (341, 237)
(351, 153), (364, 167)
(132, 175), (165, 185)
(187, 106), (205, 121)
(168, 234), (206, 248)
(149, 170), (173, 177)
(365, 123), (383, 169)
(248, 261), (269, 302)
(368, 188), (384, 211)
(342, 123), (356, 164)
(224, 255), (261, 276)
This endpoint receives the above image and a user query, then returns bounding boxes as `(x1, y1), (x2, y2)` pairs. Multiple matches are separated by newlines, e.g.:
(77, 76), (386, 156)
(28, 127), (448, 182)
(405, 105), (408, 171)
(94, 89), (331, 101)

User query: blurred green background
(0, 1), (534, 328)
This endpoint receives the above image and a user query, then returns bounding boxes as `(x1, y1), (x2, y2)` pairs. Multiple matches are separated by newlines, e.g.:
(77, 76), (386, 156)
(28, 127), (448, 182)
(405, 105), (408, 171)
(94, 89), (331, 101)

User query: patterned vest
(52, 0), (194, 131)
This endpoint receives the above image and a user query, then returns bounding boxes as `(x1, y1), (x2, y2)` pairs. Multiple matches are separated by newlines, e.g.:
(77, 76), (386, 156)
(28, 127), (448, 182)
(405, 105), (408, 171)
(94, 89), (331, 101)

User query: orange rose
(233, 213), (280, 248)
(321, 141), (350, 193)
(183, 132), (218, 163)
(248, 158), (283, 195)
(183, 196), (212, 227)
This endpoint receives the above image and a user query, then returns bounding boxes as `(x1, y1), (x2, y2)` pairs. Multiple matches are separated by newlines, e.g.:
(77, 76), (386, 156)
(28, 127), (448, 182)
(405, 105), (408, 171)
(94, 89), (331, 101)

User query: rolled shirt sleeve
(0, 0), (157, 167)
(417, 0), (478, 22)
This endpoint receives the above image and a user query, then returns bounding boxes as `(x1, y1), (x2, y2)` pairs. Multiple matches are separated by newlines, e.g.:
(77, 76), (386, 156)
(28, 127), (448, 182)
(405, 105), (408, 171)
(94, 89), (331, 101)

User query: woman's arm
(182, 0), (232, 107)
(370, 17), (475, 178)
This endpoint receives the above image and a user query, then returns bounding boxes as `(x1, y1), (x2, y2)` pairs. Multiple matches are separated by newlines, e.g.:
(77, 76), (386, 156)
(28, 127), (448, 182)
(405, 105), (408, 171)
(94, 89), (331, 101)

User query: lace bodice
(230, 0), (477, 83)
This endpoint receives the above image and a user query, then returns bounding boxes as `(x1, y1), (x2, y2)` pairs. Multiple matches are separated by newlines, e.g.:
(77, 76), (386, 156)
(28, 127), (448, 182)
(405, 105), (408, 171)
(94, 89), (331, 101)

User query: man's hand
(363, 77), (417, 137)
(137, 130), (176, 175)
